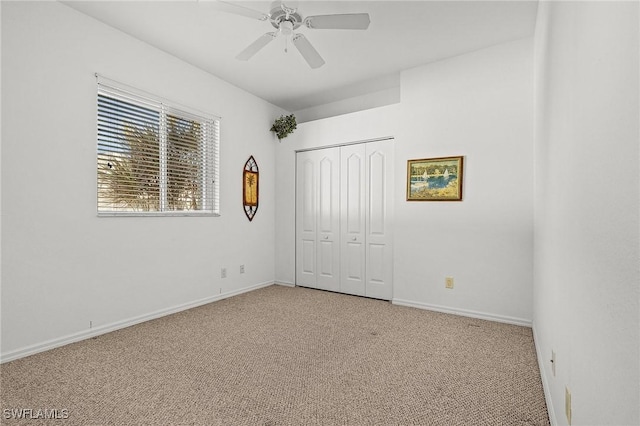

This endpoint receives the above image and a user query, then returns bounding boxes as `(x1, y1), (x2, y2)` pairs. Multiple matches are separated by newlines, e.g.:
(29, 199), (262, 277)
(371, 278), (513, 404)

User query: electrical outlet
(551, 350), (556, 377)
(445, 276), (454, 289)
(240, 264), (245, 274)
(565, 386), (572, 425)
(221, 268), (227, 279)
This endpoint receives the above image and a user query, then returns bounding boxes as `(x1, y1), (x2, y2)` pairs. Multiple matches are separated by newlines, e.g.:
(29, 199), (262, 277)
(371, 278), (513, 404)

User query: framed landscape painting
(406, 156), (464, 201)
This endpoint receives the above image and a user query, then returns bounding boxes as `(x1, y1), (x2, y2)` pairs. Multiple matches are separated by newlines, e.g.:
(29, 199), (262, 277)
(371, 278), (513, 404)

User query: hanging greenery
(270, 114), (297, 140)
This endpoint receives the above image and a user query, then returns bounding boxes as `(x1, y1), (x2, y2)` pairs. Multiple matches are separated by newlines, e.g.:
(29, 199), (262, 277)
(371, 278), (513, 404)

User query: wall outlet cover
(445, 277), (454, 289)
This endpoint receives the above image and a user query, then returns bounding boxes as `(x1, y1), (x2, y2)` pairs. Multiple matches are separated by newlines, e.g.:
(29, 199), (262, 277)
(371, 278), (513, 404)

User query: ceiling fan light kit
(222, 0), (370, 69)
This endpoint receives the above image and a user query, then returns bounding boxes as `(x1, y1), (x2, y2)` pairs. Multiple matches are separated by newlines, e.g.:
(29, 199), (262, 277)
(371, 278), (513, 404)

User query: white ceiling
(63, 0), (538, 114)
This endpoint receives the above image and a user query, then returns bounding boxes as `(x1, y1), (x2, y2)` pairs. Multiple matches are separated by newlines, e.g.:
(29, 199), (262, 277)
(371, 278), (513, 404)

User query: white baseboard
(0, 281), (274, 364)
(392, 298), (532, 327)
(532, 322), (556, 426)
(274, 281), (295, 287)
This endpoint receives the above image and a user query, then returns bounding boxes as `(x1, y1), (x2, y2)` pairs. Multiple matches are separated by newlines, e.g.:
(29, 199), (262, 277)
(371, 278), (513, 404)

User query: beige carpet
(0, 285), (549, 425)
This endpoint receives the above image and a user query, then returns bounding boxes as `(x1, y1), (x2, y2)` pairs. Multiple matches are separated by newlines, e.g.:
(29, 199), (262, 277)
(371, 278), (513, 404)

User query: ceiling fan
(218, 1), (370, 69)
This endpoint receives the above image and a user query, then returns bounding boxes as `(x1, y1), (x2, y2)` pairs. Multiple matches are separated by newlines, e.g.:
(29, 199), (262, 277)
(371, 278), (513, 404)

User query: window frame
(96, 75), (220, 217)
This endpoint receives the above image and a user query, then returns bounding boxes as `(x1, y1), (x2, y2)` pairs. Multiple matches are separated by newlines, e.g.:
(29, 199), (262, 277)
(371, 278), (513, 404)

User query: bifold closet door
(340, 140), (394, 299)
(295, 148), (340, 292)
(340, 144), (366, 296)
(296, 139), (393, 300)
(362, 139), (394, 300)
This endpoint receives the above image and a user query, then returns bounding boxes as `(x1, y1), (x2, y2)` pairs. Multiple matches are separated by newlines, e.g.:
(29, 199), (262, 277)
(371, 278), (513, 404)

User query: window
(97, 77), (219, 216)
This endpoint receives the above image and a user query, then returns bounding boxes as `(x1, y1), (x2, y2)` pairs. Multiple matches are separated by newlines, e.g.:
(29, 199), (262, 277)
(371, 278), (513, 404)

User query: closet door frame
(295, 137), (394, 300)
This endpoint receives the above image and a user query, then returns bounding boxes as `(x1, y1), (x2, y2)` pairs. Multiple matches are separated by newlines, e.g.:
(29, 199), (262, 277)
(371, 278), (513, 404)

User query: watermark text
(3, 408), (69, 420)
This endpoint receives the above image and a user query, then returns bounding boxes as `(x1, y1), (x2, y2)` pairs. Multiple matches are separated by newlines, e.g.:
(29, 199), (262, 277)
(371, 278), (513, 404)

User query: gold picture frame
(406, 156), (464, 201)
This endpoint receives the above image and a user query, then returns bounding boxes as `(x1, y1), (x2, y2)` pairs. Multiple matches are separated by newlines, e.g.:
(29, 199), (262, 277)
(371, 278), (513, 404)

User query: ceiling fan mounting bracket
(269, 5), (303, 31)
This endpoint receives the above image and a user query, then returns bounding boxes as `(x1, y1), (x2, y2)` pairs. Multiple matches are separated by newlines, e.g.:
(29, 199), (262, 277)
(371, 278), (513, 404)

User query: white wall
(294, 88), (400, 123)
(276, 38), (534, 326)
(394, 38), (534, 325)
(1, 1), (284, 360)
(533, 2), (639, 425)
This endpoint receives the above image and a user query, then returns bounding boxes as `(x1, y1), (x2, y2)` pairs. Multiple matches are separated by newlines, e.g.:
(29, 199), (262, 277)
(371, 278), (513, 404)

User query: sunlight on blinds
(97, 79), (219, 216)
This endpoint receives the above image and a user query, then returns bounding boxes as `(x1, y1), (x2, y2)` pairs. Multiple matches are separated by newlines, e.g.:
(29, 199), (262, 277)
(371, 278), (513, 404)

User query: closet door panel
(345, 154), (364, 234)
(296, 155), (317, 288)
(300, 240), (317, 281)
(368, 151), (386, 235)
(301, 161), (315, 233)
(368, 244), (386, 282)
(340, 145), (366, 296)
(365, 140), (394, 300)
(315, 149), (340, 292)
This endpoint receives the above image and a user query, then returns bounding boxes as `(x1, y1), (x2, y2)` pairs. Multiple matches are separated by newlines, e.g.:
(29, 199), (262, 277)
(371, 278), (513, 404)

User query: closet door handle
(324, 236), (329, 240)
(352, 237), (357, 241)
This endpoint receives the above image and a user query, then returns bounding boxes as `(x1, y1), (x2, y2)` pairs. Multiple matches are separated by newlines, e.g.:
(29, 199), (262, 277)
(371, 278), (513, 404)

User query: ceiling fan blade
(236, 32), (277, 61)
(216, 1), (269, 21)
(304, 13), (370, 30)
(292, 34), (325, 69)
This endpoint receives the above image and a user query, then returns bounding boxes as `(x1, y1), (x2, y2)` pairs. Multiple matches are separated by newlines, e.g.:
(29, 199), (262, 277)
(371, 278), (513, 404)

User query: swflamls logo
(3, 408), (69, 420)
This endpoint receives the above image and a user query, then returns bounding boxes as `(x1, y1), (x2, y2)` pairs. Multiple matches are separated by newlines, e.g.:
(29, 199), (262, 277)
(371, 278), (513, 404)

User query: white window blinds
(97, 78), (219, 216)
